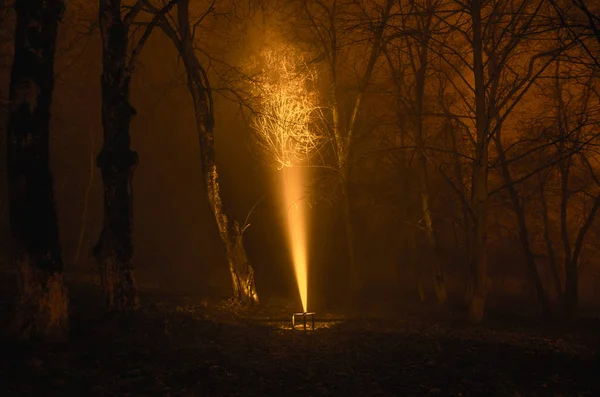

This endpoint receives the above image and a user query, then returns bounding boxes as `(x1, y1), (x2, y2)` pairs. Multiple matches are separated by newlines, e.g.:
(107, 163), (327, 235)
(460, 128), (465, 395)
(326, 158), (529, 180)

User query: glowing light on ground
(281, 166), (308, 312)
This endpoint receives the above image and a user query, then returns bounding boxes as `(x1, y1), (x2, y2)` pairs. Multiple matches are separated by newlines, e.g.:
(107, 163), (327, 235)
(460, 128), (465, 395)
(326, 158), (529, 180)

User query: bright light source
(282, 166), (308, 312)
(250, 38), (324, 312)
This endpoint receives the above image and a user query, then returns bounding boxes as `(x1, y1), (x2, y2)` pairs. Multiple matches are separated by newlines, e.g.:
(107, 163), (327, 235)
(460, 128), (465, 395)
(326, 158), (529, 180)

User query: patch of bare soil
(0, 282), (598, 396)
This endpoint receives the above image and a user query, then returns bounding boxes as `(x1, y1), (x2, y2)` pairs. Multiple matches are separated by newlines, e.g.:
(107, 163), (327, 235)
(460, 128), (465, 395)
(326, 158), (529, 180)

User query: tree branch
(126, 0), (182, 74)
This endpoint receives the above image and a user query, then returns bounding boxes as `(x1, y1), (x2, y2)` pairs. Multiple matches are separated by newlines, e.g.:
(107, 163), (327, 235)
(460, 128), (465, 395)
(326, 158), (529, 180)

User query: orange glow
(281, 166), (308, 312)
(248, 38), (324, 313)
(250, 39), (325, 170)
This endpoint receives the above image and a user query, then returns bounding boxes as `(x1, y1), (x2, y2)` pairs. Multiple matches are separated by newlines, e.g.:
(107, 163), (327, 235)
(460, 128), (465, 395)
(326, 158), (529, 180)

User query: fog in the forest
(1, 0), (600, 317)
(0, 2), (301, 301)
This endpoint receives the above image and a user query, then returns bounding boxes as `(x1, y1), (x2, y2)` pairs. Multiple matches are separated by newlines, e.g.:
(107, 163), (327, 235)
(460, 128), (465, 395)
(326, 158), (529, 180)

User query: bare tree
(490, 45), (600, 318)
(142, 0), (259, 305)
(292, 0), (395, 290)
(551, 63), (600, 316)
(94, 0), (178, 312)
(549, 0), (599, 64)
(6, 0), (68, 340)
(433, 0), (565, 322)
(569, 0), (600, 45)
(249, 39), (326, 170)
(537, 167), (564, 303)
(493, 121), (555, 317)
(483, 51), (600, 317)
(382, 0), (449, 305)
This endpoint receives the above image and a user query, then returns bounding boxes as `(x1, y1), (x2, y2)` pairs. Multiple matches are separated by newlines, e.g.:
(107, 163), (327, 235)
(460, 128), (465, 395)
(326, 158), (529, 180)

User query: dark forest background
(1, 0), (600, 321)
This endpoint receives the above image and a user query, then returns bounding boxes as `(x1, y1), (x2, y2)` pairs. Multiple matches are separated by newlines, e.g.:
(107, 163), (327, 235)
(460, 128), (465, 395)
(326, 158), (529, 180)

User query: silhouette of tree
(6, 0), (68, 340)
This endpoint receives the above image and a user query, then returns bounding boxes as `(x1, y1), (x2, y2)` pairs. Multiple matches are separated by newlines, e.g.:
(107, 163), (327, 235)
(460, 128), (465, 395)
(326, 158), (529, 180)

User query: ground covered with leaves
(0, 280), (599, 396)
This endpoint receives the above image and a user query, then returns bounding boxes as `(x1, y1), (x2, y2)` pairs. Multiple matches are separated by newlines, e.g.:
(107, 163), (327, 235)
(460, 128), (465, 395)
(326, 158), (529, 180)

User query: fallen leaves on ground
(0, 284), (598, 397)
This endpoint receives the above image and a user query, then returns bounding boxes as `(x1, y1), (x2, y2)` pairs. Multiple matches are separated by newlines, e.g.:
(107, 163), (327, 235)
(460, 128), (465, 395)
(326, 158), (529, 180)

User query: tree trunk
(73, 125), (95, 264)
(340, 171), (358, 288)
(94, 0), (139, 312)
(325, 4), (358, 293)
(494, 133), (551, 318)
(187, 74), (258, 305)
(330, 82), (358, 291)
(567, 193), (600, 318)
(558, 128), (577, 318)
(415, 157), (447, 305)
(449, 124), (474, 306)
(394, 112), (421, 301)
(328, 86), (357, 290)
(171, 0), (257, 304)
(329, 1), (394, 293)
(556, 67), (574, 318)
(538, 174), (565, 304)
(412, 25), (447, 305)
(564, 261), (578, 316)
(469, 160), (488, 323)
(468, 0), (489, 323)
(6, 0), (68, 341)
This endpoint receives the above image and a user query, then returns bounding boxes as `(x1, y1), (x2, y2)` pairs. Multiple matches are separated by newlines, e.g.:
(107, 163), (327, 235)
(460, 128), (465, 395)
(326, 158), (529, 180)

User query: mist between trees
(0, 0), (599, 339)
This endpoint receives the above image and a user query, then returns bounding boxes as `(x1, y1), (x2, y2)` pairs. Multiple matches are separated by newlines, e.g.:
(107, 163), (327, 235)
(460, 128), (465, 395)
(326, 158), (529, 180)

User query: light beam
(281, 166), (308, 312)
(249, 37), (324, 313)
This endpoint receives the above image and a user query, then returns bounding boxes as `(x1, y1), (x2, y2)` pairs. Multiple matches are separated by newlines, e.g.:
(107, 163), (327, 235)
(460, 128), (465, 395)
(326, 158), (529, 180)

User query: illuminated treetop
(250, 39), (326, 170)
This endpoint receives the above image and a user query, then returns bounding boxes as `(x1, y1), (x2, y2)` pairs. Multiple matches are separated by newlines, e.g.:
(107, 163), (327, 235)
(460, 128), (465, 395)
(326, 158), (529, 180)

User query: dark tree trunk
(94, 0), (139, 312)
(413, 32), (447, 306)
(6, 0), (68, 341)
(564, 263), (578, 316)
(538, 174), (565, 304)
(494, 134), (551, 318)
(449, 124), (474, 306)
(468, 0), (489, 324)
(566, 193), (600, 318)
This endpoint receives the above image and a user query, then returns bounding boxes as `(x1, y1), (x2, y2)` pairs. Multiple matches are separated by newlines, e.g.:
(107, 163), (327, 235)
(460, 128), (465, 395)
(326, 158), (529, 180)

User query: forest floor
(0, 277), (599, 396)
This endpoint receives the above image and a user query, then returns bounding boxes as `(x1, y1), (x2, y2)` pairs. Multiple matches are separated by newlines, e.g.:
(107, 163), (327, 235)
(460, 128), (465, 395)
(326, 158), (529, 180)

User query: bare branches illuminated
(249, 38), (324, 312)
(250, 41), (326, 169)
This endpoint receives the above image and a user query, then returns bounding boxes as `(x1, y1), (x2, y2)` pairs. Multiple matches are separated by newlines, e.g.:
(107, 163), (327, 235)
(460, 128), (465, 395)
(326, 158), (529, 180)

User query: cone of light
(281, 166), (308, 312)
(249, 38), (324, 313)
